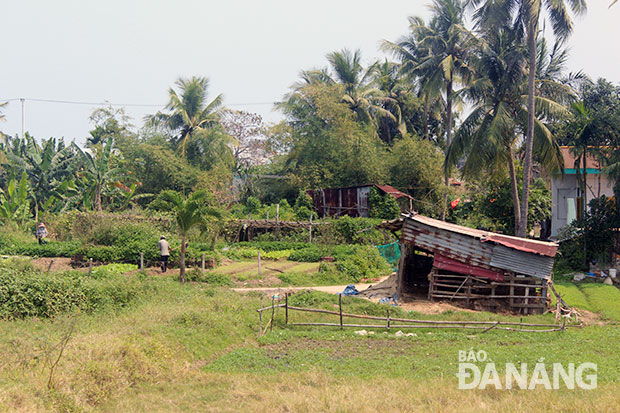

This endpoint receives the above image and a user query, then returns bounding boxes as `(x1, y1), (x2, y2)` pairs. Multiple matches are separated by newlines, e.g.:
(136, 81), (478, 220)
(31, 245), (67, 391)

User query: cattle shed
(308, 184), (413, 218)
(382, 214), (559, 314)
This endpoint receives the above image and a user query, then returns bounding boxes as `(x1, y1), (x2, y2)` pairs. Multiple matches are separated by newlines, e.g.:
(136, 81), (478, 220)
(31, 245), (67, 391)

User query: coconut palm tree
(295, 49), (400, 138)
(159, 190), (222, 283)
(384, 0), (477, 219)
(146, 76), (225, 159)
(446, 29), (565, 234)
(381, 17), (446, 142)
(468, 0), (586, 237)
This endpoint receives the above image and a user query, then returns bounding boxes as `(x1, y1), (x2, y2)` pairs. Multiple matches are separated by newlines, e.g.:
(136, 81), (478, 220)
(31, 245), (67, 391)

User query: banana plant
(0, 172), (31, 227)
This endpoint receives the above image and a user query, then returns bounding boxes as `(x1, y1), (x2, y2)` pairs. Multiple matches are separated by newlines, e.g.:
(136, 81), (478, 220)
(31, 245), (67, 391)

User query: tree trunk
(440, 80), (453, 221)
(95, 185), (102, 212)
(582, 154), (588, 268)
(179, 234), (186, 283)
(508, 146), (521, 235)
(518, 17), (539, 238)
(423, 94), (430, 140)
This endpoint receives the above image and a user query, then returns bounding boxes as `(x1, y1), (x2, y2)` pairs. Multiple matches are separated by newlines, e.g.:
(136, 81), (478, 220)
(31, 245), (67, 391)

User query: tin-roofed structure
(382, 214), (559, 314)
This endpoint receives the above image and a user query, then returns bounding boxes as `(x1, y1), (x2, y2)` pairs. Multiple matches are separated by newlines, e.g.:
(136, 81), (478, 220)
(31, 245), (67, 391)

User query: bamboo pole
(285, 293), (289, 325)
(258, 251), (262, 278)
(290, 323), (563, 332)
(201, 253), (205, 273)
(339, 294), (343, 330)
(283, 306), (559, 327)
(259, 296), (263, 335)
(140, 253), (144, 272)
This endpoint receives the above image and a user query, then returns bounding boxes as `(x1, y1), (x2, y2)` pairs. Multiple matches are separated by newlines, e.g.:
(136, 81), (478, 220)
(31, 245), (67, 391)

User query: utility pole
(20, 98), (25, 137)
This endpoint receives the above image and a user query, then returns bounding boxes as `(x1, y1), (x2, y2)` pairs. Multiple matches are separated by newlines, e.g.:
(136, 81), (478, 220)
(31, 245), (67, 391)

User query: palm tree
(296, 49), (400, 138)
(368, 60), (409, 144)
(446, 29), (564, 234)
(468, 0), (586, 237)
(384, 0), (476, 219)
(160, 190), (221, 283)
(146, 76), (224, 158)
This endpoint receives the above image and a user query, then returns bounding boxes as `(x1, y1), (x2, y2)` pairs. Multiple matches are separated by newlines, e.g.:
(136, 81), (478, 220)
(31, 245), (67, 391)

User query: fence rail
(256, 293), (568, 336)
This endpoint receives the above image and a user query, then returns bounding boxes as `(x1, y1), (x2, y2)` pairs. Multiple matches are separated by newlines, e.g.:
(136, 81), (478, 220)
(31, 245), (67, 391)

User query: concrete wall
(551, 173), (614, 237)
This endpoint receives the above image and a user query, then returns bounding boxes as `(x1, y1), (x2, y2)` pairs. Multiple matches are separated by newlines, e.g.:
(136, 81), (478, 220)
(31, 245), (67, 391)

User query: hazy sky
(0, 0), (618, 145)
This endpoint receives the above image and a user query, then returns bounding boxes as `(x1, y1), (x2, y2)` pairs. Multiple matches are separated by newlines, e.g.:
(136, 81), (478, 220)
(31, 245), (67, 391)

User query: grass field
(1, 263), (620, 412)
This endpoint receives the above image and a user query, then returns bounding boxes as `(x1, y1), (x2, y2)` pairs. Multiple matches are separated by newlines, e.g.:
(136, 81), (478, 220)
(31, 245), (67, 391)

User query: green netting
(376, 242), (401, 270)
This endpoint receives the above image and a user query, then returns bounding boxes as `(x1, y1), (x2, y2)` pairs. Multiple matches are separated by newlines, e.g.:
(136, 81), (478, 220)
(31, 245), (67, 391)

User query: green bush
(89, 263), (138, 280)
(369, 187), (401, 220)
(335, 246), (392, 282)
(288, 245), (325, 262)
(0, 261), (151, 320)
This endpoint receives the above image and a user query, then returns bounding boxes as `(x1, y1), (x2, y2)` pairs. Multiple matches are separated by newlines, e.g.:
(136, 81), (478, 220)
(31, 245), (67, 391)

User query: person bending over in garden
(36, 223), (48, 244)
(158, 236), (172, 273)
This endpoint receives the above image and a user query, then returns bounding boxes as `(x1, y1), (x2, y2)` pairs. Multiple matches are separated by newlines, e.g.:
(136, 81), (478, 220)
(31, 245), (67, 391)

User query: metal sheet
(433, 254), (504, 281)
(489, 244), (554, 279)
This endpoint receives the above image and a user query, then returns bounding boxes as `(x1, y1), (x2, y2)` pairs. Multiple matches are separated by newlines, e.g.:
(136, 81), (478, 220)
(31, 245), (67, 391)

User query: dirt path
(232, 278), (386, 295)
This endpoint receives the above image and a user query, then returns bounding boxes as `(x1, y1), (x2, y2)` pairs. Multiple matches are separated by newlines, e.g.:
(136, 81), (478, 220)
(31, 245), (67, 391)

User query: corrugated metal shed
(400, 214), (558, 279)
(309, 184), (413, 218)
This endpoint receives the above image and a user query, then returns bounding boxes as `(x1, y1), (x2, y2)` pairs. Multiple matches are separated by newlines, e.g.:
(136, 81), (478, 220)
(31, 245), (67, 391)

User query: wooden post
(46, 259), (54, 273)
(140, 253), (144, 272)
(270, 296), (275, 332)
(308, 214), (313, 243)
(466, 277), (472, 307)
(386, 309), (391, 331)
(276, 203), (280, 240)
(339, 294), (343, 330)
(258, 250), (262, 278)
(509, 276), (515, 312)
(201, 253), (205, 273)
(88, 258), (93, 275)
(285, 293), (289, 325)
(266, 210), (269, 220)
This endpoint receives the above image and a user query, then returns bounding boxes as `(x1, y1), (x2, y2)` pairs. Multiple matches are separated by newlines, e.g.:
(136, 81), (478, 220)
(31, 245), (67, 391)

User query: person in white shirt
(158, 236), (172, 272)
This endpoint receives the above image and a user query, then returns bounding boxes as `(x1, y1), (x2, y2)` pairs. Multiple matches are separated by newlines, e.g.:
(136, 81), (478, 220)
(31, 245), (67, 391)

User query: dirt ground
(398, 300), (479, 314)
(31, 257), (84, 272)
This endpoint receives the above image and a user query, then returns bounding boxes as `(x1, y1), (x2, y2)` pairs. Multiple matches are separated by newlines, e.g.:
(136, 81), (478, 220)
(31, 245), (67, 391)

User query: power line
(0, 97), (277, 108)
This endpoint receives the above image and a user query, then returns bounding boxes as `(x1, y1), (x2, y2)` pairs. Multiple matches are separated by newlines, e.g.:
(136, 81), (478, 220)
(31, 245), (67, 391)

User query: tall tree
(468, 0), (586, 237)
(146, 76), (226, 159)
(385, 0), (477, 219)
(446, 29), (564, 234)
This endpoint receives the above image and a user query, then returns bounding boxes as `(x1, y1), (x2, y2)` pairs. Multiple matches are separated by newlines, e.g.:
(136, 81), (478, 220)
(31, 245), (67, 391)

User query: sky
(0, 0), (618, 146)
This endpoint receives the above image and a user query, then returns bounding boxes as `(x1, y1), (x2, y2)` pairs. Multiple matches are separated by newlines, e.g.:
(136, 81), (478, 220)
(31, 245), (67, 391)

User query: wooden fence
(256, 293), (567, 337)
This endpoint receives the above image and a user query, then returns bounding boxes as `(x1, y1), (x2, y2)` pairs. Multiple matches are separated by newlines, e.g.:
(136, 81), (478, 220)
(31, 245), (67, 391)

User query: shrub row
(0, 260), (152, 320)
